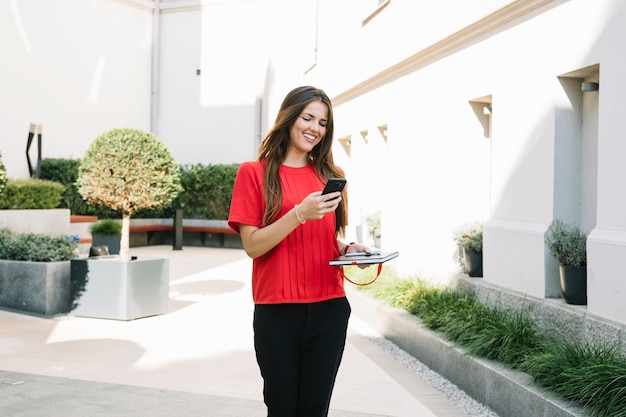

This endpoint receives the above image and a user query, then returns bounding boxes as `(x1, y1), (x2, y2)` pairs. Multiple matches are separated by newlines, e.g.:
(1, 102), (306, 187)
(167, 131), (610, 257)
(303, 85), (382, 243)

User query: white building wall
(156, 2), (263, 165)
(0, 0), (152, 178)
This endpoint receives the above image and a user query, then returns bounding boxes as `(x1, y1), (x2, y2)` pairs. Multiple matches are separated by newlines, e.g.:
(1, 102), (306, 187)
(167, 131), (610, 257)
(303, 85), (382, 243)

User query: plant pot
(92, 235), (120, 255)
(0, 259), (71, 316)
(70, 256), (169, 320)
(558, 264), (587, 305)
(462, 246), (483, 277)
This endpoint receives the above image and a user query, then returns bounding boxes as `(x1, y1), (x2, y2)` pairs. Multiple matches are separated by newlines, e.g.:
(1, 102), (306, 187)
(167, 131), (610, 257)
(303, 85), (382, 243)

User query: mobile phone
(321, 178), (347, 200)
(344, 249), (382, 257)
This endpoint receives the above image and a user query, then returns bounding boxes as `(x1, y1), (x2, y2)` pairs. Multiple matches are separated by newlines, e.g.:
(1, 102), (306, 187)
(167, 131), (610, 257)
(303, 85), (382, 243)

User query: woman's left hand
(344, 243), (375, 269)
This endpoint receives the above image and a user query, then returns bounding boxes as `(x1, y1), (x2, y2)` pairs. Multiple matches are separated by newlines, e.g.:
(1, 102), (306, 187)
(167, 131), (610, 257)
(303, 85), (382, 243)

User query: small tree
(76, 128), (183, 261)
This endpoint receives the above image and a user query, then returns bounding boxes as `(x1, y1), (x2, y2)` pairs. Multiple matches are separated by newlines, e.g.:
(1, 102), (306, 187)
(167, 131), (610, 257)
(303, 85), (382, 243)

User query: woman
(228, 86), (372, 417)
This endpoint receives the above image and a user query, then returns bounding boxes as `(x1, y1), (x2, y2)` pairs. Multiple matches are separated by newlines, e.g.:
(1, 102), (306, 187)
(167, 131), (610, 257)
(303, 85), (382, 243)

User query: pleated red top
(228, 161), (345, 304)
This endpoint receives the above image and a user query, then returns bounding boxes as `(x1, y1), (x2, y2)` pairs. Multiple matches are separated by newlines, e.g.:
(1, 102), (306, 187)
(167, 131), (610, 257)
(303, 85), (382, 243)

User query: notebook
(329, 251), (399, 266)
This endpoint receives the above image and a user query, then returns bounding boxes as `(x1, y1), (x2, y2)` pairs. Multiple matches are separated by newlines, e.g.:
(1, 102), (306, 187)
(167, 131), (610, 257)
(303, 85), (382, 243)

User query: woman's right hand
(238, 191), (341, 259)
(295, 191), (342, 222)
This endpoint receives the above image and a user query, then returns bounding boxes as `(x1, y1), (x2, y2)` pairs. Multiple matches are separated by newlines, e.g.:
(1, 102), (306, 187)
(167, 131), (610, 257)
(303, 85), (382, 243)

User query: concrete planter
(0, 259), (71, 316)
(70, 256), (169, 320)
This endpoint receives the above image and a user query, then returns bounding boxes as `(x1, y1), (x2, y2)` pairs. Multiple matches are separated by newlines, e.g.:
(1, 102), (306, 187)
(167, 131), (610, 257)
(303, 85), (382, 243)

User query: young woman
(228, 86), (372, 416)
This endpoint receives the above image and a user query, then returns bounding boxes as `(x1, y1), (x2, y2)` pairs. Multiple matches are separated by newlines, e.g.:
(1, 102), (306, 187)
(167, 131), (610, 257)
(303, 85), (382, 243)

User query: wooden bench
(128, 219), (240, 248)
(129, 224), (236, 234)
(70, 215), (99, 244)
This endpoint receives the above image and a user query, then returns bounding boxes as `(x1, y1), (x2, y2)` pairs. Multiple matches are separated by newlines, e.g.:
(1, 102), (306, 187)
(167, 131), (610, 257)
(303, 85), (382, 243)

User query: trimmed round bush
(76, 128), (183, 260)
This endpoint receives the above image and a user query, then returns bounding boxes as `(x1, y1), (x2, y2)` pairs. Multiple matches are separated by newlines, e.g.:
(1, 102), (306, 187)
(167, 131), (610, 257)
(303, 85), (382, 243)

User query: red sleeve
(228, 161), (265, 233)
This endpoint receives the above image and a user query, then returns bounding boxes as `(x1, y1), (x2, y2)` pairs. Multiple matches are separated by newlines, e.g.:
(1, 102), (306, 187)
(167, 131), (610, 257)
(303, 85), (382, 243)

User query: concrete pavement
(0, 246), (477, 417)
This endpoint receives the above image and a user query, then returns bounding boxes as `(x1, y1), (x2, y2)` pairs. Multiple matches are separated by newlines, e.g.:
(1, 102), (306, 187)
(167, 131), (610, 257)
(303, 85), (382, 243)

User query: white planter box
(70, 256), (169, 320)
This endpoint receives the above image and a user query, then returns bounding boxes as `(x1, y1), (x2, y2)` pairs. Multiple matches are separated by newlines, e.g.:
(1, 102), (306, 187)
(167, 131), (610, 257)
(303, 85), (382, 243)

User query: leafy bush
(39, 158), (115, 216)
(178, 163), (239, 219)
(0, 228), (77, 262)
(453, 221), (483, 252)
(0, 151), (7, 197)
(0, 178), (64, 209)
(39, 158), (80, 187)
(41, 158), (238, 220)
(90, 219), (121, 236)
(545, 219), (586, 267)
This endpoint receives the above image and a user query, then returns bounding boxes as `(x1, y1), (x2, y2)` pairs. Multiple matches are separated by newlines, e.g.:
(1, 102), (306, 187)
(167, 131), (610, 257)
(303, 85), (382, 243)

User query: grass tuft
(345, 267), (626, 416)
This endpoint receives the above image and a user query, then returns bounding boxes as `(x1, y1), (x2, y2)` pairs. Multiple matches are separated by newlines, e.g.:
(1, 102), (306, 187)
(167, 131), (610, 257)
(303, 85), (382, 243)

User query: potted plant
(71, 127), (183, 320)
(453, 221), (483, 277)
(89, 218), (122, 255)
(545, 219), (587, 305)
(365, 211), (381, 248)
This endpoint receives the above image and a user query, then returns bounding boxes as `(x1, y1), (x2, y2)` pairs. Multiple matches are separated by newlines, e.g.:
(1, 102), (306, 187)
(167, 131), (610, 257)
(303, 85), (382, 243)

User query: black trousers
(253, 297), (351, 417)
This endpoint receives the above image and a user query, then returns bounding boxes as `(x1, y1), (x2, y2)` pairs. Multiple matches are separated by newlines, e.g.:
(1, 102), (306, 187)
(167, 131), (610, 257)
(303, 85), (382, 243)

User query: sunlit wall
(0, 0), (152, 177)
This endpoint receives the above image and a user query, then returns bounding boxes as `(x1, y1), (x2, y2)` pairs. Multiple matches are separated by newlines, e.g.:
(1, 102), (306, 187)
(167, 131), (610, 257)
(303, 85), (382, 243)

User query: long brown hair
(257, 86), (346, 236)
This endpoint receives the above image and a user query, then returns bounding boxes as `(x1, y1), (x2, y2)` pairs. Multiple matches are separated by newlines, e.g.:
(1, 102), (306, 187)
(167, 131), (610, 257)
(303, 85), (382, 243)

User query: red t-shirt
(228, 161), (345, 304)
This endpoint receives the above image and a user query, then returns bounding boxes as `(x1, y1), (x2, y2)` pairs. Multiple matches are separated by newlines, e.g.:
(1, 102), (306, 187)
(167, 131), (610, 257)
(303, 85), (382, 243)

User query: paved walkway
(0, 246), (474, 417)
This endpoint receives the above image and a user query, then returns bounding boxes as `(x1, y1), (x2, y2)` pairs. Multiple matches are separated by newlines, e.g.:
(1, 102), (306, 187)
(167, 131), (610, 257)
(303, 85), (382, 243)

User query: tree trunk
(120, 213), (131, 262)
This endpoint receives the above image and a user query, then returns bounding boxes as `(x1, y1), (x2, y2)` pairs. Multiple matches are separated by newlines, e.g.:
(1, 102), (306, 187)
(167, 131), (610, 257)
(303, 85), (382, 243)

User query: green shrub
(453, 221), (483, 252)
(41, 158), (238, 220)
(545, 219), (587, 267)
(178, 163), (239, 219)
(90, 219), (121, 236)
(0, 228), (77, 262)
(0, 178), (64, 209)
(39, 158), (118, 217)
(39, 158), (80, 186)
(0, 151), (7, 197)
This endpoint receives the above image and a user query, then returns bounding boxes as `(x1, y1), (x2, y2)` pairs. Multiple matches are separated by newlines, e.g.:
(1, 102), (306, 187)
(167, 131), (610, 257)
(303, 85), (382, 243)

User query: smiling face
(286, 100), (328, 166)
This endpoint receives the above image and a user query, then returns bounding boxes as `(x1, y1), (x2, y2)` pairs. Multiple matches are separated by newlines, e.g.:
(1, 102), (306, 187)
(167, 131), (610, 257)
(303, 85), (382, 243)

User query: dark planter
(462, 246), (483, 277)
(559, 264), (587, 305)
(92, 235), (120, 255)
(0, 259), (71, 316)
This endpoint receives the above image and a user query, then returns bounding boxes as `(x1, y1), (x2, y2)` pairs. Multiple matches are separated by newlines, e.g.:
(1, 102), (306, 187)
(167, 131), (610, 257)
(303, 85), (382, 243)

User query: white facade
(0, 0), (153, 177)
(1, 0), (625, 324)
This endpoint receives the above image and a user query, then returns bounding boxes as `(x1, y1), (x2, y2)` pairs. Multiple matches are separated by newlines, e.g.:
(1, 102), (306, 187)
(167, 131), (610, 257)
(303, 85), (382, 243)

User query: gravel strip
(368, 336), (499, 417)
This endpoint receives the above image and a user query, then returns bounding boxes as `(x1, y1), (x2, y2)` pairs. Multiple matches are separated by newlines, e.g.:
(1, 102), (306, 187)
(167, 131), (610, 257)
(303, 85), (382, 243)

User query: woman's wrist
(342, 242), (356, 255)
(294, 204), (306, 224)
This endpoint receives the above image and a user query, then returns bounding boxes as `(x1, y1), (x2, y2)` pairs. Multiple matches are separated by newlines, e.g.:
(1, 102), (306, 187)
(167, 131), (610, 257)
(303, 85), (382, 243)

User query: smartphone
(344, 249), (382, 257)
(321, 178), (347, 200)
